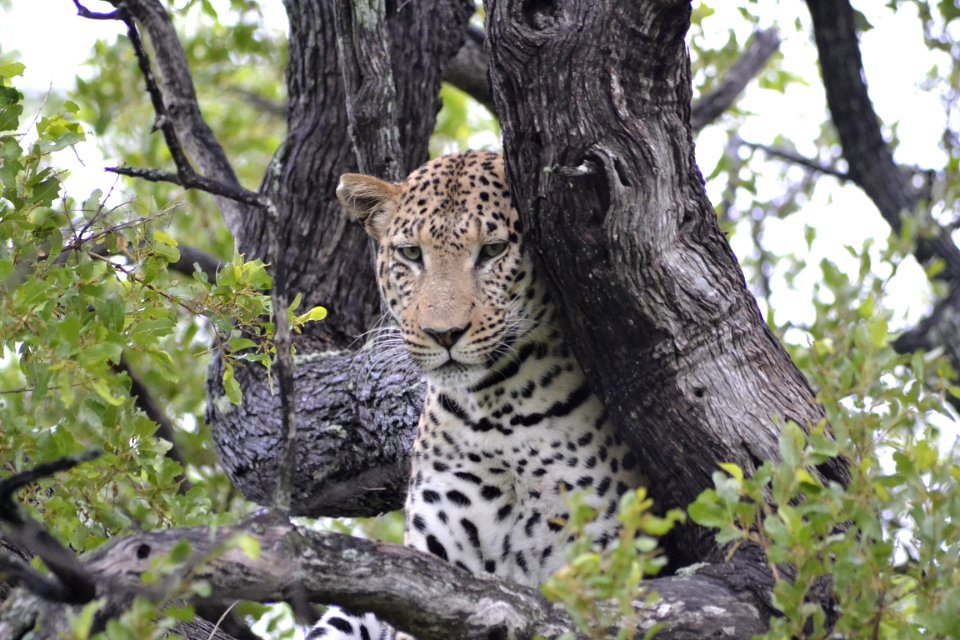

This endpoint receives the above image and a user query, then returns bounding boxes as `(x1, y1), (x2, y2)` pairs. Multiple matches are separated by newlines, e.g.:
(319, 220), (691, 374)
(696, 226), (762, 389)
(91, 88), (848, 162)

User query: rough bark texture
(0, 516), (768, 640)
(484, 0), (849, 567)
(208, 0), (473, 514)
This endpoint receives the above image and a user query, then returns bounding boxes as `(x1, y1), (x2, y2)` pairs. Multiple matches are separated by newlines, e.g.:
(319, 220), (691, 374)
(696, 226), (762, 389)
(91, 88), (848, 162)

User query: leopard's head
(337, 151), (534, 388)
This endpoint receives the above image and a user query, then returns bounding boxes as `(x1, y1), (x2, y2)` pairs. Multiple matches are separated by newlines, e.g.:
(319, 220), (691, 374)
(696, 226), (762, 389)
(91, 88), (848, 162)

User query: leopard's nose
(422, 324), (470, 349)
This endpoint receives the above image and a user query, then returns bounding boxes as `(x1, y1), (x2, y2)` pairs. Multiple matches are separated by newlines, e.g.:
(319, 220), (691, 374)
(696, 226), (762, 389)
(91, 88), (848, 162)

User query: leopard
(308, 150), (644, 640)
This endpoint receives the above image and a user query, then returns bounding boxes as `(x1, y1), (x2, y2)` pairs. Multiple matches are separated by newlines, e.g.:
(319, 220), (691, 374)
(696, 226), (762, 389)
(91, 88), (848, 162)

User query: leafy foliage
(541, 489), (685, 640)
(0, 60), (313, 637)
(690, 229), (960, 638)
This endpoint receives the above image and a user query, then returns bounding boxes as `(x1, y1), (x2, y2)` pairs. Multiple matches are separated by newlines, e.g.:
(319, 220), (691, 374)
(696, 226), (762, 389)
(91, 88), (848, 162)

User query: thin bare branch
(91, 0), (255, 235)
(106, 166), (270, 214)
(72, 0), (122, 20)
(741, 140), (850, 181)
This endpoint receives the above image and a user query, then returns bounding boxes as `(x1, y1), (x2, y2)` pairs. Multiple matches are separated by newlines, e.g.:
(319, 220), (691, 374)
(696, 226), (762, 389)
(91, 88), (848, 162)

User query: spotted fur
(311, 151), (644, 639)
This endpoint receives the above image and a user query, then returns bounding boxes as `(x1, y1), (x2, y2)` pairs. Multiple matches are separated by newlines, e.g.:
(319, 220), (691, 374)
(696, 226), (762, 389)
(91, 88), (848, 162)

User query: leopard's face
(338, 151), (533, 388)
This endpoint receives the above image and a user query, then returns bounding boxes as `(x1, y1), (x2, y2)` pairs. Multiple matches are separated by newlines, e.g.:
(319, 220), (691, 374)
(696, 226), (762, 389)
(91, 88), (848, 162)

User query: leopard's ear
(336, 174), (401, 241)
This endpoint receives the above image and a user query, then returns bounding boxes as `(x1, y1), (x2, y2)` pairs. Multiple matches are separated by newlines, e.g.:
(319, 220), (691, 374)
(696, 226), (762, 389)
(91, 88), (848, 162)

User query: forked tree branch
(87, 0), (258, 236)
(79, 2), (298, 515)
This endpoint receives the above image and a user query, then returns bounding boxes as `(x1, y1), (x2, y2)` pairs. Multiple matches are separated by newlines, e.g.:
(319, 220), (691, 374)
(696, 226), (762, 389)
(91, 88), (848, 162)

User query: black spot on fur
(427, 535), (448, 561)
(447, 489), (472, 507)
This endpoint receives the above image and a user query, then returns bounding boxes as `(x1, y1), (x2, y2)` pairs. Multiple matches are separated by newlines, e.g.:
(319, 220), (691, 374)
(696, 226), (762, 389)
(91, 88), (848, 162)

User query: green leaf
(168, 539), (193, 563)
(295, 305), (328, 324)
(95, 296), (125, 333)
(91, 379), (125, 406)
(152, 230), (179, 246)
(0, 62), (26, 78)
(233, 533), (261, 559)
(718, 462), (744, 482)
(223, 362), (242, 405)
(688, 489), (729, 529)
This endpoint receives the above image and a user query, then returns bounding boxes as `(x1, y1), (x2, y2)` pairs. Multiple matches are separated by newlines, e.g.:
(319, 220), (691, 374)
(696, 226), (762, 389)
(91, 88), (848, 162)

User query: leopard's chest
(402, 346), (642, 587)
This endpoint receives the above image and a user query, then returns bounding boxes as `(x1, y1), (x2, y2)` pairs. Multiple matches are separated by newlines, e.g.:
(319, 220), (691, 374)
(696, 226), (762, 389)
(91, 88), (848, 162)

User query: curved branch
(691, 28), (781, 131)
(170, 244), (223, 281)
(99, 0), (256, 236)
(439, 24), (781, 127)
(0, 457), (769, 640)
(443, 25), (496, 113)
(806, 0), (960, 283)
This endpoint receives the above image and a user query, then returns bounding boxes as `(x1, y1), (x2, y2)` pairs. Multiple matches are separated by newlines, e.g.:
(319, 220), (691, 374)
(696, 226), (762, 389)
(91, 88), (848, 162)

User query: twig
(741, 140), (850, 181)
(72, 0), (122, 20)
(106, 166), (271, 211)
(78, 0), (256, 235)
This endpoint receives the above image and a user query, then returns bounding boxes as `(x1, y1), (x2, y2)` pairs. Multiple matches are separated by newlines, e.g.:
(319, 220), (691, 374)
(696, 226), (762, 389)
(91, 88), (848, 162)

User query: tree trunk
(208, 0), (473, 515)
(484, 0), (848, 565)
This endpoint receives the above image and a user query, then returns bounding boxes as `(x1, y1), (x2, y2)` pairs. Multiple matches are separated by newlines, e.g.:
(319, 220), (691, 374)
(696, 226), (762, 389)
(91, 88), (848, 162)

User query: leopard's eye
(397, 245), (423, 262)
(480, 241), (508, 261)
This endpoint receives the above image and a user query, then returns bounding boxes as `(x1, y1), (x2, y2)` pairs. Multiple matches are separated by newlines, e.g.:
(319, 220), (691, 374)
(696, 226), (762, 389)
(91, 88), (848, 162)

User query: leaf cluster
(541, 488), (685, 640)
(690, 230), (960, 638)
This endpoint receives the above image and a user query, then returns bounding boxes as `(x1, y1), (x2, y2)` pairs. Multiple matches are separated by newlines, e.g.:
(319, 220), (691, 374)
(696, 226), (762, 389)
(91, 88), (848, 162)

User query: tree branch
(333, 0), (405, 181)
(118, 356), (192, 494)
(170, 244), (223, 281)
(91, 0), (257, 236)
(691, 28), (781, 131)
(443, 25), (496, 113)
(439, 24), (781, 127)
(806, 0), (960, 283)
(0, 451), (101, 605)
(741, 140), (850, 181)
(0, 456), (769, 639)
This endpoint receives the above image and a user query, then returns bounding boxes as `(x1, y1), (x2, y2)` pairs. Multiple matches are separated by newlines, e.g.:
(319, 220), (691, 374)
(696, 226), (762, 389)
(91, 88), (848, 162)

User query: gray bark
(0, 518), (768, 640)
(484, 0), (848, 567)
